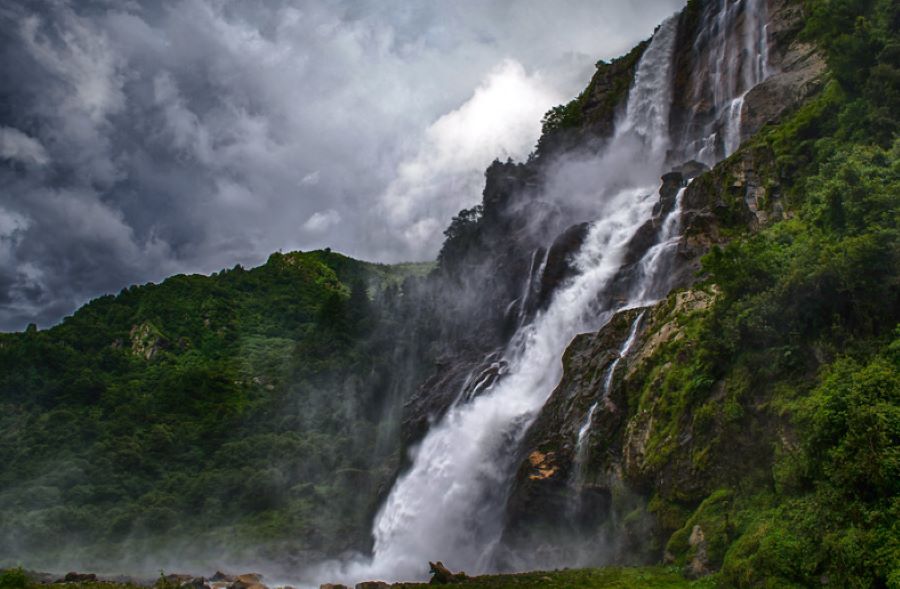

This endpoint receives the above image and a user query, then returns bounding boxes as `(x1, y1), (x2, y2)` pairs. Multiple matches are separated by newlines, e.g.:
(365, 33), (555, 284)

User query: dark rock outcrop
(534, 222), (590, 311)
(428, 561), (467, 584)
(63, 573), (98, 583)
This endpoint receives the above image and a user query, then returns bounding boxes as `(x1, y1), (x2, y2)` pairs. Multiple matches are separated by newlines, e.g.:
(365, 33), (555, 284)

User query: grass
(392, 566), (717, 588)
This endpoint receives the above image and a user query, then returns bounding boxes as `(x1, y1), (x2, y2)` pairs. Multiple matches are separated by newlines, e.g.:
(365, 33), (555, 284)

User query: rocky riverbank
(2, 565), (715, 589)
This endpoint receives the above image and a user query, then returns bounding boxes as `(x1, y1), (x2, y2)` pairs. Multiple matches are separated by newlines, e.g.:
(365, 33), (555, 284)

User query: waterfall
(362, 185), (658, 581)
(325, 16), (681, 584)
(632, 184), (688, 304)
(684, 0), (770, 163)
(616, 16), (680, 158)
(314, 1), (774, 584)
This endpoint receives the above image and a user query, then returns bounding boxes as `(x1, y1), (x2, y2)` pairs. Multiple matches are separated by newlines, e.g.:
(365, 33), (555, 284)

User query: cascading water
(683, 0), (770, 163)
(317, 1), (772, 583)
(632, 184), (689, 304)
(575, 311), (646, 454)
(572, 179), (686, 485)
(330, 16), (681, 584)
(617, 17), (679, 155)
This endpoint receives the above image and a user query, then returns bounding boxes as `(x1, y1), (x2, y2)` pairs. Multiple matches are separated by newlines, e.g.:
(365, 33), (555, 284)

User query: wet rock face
(498, 308), (648, 569)
(672, 160), (710, 181)
(402, 350), (506, 448)
(496, 287), (725, 569)
(741, 0), (827, 140)
(672, 143), (783, 292)
(534, 222), (590, 311)
(667, 0), (819, 160)
(741, 45), (826, 140)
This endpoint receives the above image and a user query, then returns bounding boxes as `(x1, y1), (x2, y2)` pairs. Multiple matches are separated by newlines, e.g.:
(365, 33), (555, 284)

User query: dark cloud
(0, 0), (683, 330)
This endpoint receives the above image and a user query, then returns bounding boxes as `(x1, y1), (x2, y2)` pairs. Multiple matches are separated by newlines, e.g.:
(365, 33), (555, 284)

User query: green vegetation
(0, 0), (897, 585)
(539, 41), (648, 137)
(402, 566), (717, 588)
(0, 568), (28, 589)
(628, 0), (900, 585)
(0, 251), (431, 566)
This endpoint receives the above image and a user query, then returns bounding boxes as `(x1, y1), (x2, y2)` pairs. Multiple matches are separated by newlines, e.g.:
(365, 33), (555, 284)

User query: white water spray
(327, 16), (681, 584)
(315, 1), (773, 583)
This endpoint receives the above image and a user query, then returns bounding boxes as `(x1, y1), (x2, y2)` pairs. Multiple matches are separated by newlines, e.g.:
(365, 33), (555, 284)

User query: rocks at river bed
(62, 573), (98, 583)
(316, 562), (468, 588)
(232, 573), (267, 589)
(165, 572), (270, 589)
(428, 561), (468, 584)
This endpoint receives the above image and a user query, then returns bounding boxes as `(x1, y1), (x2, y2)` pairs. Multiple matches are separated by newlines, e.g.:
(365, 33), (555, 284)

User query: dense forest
(0, 251), (434, 568)
(691, 0), (900, 582)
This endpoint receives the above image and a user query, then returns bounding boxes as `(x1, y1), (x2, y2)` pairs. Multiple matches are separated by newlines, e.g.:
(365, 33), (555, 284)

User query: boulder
(686, 525), (711, 578)
(63, 573), (97, 583)
(232, 574), (267, 589)
(672, 160), (709, 180)
(428, 561), (468, 584)
(354, 583), (390, 589)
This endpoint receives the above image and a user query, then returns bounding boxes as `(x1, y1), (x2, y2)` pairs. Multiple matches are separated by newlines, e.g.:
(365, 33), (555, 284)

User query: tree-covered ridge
(0, 250), (432, 568)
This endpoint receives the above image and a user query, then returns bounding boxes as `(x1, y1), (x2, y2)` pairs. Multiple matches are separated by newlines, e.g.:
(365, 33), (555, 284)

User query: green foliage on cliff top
(539, 41), (647, 137)
(0, 250), (430, 567)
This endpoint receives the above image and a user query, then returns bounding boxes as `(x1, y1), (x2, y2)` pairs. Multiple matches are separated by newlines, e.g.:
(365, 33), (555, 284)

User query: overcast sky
(0, 0), (683, 330)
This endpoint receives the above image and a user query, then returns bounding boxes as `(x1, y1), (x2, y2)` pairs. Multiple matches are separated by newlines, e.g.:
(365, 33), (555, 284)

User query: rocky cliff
(396, 0), (895, 583)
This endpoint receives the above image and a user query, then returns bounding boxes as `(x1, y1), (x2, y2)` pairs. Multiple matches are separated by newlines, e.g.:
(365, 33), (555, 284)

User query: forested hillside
(0, 251), (433, 569)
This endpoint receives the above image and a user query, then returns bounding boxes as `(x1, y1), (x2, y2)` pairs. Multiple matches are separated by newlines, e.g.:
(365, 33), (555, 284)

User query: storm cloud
(0, 0), (683, 330)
